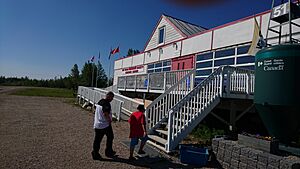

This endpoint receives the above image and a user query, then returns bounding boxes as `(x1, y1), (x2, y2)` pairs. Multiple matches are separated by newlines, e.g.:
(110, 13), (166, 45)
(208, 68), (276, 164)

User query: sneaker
(137, 150), (146, 155)
(128, 156), (136, 161)
(105, 150), (116, 157)
(91, 151), (101, 160)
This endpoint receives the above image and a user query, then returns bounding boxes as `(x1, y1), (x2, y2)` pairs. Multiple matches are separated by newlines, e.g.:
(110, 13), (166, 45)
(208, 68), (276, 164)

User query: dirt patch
(0, 87), (197, 169)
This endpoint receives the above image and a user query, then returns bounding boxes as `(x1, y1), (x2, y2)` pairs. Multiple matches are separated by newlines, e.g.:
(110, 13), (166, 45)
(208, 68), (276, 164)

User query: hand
(143, 131), (147, 137)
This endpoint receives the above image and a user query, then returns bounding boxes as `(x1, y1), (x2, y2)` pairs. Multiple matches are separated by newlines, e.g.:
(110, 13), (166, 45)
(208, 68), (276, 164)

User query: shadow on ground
(94, 155), (204, 169)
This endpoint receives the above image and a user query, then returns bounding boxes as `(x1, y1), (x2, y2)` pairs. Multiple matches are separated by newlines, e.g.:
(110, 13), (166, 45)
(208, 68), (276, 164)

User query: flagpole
(96, 52), (100, 88)
(108, 47), (112, 87)
(91, 59), (94, 87)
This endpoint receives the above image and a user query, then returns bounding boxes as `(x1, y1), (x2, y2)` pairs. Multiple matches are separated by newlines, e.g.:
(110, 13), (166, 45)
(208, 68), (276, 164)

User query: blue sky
(0, 0), (272, 79)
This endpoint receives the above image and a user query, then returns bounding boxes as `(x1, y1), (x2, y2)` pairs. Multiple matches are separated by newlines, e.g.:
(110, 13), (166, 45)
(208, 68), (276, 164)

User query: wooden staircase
(145, 66), (255, 153)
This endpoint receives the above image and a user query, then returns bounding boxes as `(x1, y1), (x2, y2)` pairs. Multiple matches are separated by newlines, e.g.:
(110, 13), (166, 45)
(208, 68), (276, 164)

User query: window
(214, 58), (235, 66)
(163, 60), (171, 66)
(196, 69), (212, 76)
(148, 64), (154, 69)
(182, 62), (185, 69)
(163, 67), (171, 72)
(196, 61), (212, 69)
(215, 48), (235, 58)
(197, 52), (213, 61)
(237, 56), (255, 64)
(155, 62), (162, 68)
(238, 65), (255, 70)
(237, 45), (250, 55)
(158, 27), (165, 44)
(194, 78), (205, 86)
(155, 68), (162, 72)
(148, 69), (154, 73)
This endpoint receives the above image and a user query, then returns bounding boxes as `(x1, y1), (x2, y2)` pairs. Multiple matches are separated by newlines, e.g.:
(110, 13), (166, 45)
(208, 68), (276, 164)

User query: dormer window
(158, 26), (165, 44)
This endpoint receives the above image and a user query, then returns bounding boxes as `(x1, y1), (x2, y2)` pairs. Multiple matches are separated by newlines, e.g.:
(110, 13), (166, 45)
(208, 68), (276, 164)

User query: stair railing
(145, 69), (196, 133)
(166, 66), (255, 152)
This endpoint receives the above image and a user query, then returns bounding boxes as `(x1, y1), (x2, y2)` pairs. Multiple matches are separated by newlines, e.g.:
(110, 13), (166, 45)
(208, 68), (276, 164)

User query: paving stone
(241, 147), (251, 156)
(239, 162), (247, 169)
(257, 162), (267, 169)
(219, 140), (226, 149)
(247, 165), (257, 169)
(258, 153), (269, 165)
(248, 158), (257, 168)
(267, 165), (278, 169)
(232, 144), (244, 154)
(268, 154), (282, 168)
(222, 162), (230, 169)
(280, 157), (300, 169)
(232, 152), (240, 161)
(224, 156), (231, 163)
(230, 159), (239, 168)
(240, 155), (248, 164)
(248, 149), (262, 160)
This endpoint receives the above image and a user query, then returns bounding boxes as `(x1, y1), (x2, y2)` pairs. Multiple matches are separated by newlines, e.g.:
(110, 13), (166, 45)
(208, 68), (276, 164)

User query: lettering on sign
(257, 58), (285, 72)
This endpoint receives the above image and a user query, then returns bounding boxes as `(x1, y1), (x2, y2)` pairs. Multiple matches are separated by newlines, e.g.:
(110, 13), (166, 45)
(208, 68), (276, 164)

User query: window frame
(158, 26), (166, 45)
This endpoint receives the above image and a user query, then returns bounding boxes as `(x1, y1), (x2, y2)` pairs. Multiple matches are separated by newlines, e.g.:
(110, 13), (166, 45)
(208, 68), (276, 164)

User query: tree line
(0, 48), (141, 90)
(0, 62), (111, 91)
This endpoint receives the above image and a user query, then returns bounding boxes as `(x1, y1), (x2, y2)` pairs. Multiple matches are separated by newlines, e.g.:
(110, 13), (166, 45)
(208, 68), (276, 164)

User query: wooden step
(155, 129), (168, 136)
(148, 135), (167, 145)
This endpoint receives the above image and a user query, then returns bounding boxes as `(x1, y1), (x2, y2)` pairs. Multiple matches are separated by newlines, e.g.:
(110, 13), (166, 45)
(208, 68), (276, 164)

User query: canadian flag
(110, 47), (120, 55)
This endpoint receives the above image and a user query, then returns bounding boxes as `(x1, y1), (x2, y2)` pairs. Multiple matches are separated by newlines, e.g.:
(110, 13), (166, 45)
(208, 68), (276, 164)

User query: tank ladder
(266, 0), (300, 45)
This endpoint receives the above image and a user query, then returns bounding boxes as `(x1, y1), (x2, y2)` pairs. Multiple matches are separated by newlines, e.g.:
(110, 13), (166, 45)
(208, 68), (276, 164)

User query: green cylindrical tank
(255, 44), (300, 143)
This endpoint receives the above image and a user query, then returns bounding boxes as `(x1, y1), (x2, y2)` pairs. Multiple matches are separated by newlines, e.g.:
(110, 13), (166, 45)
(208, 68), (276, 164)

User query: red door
(171, 55), (194, 71)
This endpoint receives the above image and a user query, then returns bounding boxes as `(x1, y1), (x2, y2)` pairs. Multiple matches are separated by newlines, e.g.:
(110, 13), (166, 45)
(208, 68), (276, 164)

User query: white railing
(77, 86), (123, 120)
(165, 66), (255, 152)
(145, 69), (196, 132)
(93, 88), (143, 116)
(117, 70), (191, 92)
(77, 86), (143, 120)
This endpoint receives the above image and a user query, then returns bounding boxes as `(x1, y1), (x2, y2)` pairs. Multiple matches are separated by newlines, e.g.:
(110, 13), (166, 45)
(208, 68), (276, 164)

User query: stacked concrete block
(257, 153), (269, 169)
(280, 156), (300, 169)
(217, 140), (226, 163)
(239, 147), (251, 167)
(247, 149), (262, 169)
(212, 138), (222, 154)
(267, 154), (282, 168)
(224, 141), (234, 165)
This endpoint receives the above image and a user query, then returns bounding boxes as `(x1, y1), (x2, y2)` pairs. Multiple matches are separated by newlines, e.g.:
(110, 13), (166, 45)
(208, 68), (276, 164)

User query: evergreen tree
(96, 61), (108, 88)
(70, 64), (80, 90)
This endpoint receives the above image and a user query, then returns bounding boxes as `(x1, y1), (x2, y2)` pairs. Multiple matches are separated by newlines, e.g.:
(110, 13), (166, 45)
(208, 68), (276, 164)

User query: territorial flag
(248, 18), (266, 56)
(90, 56), (95, 62)
(110, 47), (120, 55)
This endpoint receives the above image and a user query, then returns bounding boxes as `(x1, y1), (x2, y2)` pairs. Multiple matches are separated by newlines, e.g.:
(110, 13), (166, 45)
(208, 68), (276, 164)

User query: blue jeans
(130, 136), (148, 148)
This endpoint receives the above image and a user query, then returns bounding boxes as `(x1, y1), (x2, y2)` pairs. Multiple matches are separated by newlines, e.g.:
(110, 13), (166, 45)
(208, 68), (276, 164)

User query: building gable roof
(144, 14), (207, 51)
(163, 14), (207, 36)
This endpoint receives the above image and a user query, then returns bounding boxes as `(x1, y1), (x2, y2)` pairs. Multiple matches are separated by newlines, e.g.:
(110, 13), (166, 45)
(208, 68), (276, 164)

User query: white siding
(122, 57), (132, 68)
(145, 16), (184, 51)
(159, 41), (181, 60)
(132, 53), (144, 66)
(113, 69), (123, 85)
(114, 59), (123, 70)
(213, 19), (254, 49)
(144, 49), (159, 64)
(181, 31), (212, 56)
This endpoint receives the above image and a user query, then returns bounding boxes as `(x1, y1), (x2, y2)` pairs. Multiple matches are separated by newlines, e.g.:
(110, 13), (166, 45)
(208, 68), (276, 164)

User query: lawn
(11, 87), (75, 98)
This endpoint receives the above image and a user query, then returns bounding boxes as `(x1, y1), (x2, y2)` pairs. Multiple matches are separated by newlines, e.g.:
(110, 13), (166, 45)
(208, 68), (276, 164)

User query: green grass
(11, 87), (75, 98)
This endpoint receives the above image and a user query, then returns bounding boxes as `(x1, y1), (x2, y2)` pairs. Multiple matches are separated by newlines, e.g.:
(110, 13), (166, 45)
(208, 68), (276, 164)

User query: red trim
(117, 10), (272, 63)
(115, 52), (144, 61)
(163, 15), (187, 38)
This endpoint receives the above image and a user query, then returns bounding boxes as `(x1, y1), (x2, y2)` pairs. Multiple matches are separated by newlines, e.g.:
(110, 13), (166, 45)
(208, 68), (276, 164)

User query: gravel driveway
(0, 87), (194, 169)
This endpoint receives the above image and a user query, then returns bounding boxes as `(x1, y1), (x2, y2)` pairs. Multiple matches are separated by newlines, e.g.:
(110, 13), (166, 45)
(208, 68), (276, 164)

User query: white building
(114, 9), (300, 93)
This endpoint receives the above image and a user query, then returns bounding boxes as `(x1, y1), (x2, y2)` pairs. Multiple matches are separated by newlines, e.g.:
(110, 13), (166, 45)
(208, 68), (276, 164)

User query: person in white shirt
(91, 92), (115, 160)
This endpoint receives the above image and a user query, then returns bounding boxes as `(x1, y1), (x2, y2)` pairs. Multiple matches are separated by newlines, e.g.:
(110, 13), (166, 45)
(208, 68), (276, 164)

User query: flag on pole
(110, 47), (120, 55)
(90, 56), (95, 62)
(248, 18), (266, 56)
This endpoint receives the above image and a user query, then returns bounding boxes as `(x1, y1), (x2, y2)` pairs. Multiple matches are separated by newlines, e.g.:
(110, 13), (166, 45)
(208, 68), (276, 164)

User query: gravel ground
(0, 86), (200, 169)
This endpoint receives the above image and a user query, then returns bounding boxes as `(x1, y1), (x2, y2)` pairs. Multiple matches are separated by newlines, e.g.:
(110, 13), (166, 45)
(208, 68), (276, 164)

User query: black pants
(93, 125), (114, 155)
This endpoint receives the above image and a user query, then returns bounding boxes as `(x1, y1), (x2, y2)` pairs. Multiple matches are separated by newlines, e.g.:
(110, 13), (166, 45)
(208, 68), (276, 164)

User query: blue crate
(179, 145), (209, 166)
